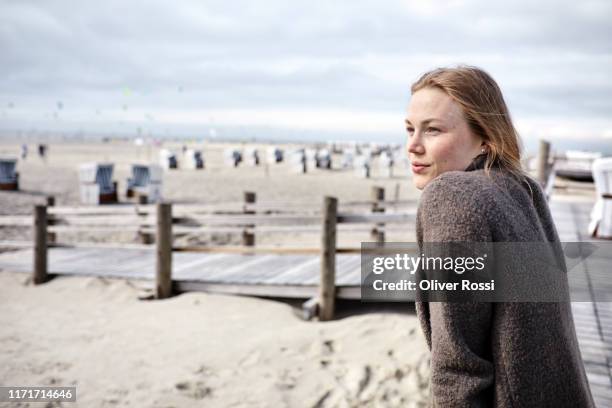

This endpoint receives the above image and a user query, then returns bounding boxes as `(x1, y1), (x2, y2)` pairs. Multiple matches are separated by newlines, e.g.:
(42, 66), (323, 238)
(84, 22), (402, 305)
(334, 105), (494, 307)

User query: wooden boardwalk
(0, 247), (363, 299)
(0, 198), (611, 404)
(550, 199), (612, 406)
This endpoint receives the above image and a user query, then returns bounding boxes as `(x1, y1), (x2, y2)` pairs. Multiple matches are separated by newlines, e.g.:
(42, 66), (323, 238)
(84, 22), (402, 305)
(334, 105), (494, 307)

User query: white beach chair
(78, 163), (117, 204)
(316, 149), (332, 169)
(159, 149), (178, 170)
(341, 150), (354, 169)
(290, 149), (307, 173)
(379, 151), (394, 178)
(305, 148), (317, 171)
(224, 148), (242, 167)
(183, 149), (204, 170)
(245, 147), (260, 166)
(589, 158), (612, 238)
(266, 147), (283, 164)
(354, 155), (371, 178)
(127, 164), (163, 203)
(0, 158), (19, 190)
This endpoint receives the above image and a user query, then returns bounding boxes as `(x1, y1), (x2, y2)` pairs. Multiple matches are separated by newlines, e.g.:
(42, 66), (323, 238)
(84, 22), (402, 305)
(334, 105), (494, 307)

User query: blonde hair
(411, 66), (525, 179)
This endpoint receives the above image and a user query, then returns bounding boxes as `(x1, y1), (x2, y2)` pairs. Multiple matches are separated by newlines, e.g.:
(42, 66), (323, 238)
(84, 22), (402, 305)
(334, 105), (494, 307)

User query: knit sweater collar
(464, 153), (489, 172)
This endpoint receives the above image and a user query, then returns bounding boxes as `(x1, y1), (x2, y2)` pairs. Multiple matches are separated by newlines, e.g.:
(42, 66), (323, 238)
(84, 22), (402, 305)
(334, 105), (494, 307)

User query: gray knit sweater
(415, 155), (595, 407)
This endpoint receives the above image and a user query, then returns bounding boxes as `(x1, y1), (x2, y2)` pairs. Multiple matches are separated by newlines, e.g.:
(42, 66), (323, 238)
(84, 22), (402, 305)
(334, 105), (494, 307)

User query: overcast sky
(1, 0), (611, 146)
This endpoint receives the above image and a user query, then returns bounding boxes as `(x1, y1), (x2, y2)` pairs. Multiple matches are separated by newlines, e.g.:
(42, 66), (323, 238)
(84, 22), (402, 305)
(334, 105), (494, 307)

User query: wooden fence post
(393, 183), (400, 212)
(112, 181), (119, 203)
(46, 196), (56, 244)
(138, 195), (153, 244)
(156, 202), (173, 299)
(243, 191), (256, 247)
(33, 205), (48, 284)
(537, 140), (551, 186)
(319, 196), (337, 321)
(371, 186), (385, 244)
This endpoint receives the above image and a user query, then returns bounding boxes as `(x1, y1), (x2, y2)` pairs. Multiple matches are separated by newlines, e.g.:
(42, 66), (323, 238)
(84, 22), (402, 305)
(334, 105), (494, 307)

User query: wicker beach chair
(266, 147), (283, 164)
(245, 147), (260, 166)
(159, 149), (178, 170)
(290, 149), (307, 173)
(224, 148), (242, 167)
(183, 149), (204, 169)
(127, 164), (162, 203)
(379, 151), (394, 178)
(341, 150), (354, 169)
(316, 149), (332, 169)
(78, 163), (117, 204)
(354, 154), (371, 178)
(0, 158), (19, 190)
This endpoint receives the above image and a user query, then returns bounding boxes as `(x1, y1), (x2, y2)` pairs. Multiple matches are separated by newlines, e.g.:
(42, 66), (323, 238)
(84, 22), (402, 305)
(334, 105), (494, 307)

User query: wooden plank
(48, 247), (110, 265)
(175, 280), (319, 298)
(335, 255), (362, 285)
(337, 213), (416, 224)
(172, 253), (230, 274)
(49, 242), (154, 251)
(0, 240), (32, 248)
(260, 257), (320, 285)
(177, 214), (322, 225)
(173, 280), (362, 300)
(49, 205), (153, 215)
(222, 256), (303, 284)
(0, 216), (31, 226)
(178, 254), (254, 281)
(255, 256), (315, 283)
(204, 255), (279, 283)
(48, 225), (142, 233)
(53, 215), (153, 226)
(169, 224), (392, 234)
(284, 259), (320, 286)
(244, 199), (418, 212)
(172, 246), (321, 254)
(302, 297), (319, 321)
(161, 226), (248, 234)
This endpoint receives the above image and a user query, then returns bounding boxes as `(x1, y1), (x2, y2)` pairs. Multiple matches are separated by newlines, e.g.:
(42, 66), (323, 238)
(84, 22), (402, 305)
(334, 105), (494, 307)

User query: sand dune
(0, 271), (429, 407)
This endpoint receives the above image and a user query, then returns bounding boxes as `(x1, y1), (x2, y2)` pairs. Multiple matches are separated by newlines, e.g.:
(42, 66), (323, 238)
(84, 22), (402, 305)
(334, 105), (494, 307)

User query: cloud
(0, 0), (611, 142)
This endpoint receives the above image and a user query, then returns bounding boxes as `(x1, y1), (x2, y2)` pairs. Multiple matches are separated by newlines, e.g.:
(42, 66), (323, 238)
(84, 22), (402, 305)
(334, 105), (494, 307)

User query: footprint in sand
(193, 364), (214, 376)
(239, 350), (262, 367)
(322, 339), (334, 355)
(175, 380), (213, 400)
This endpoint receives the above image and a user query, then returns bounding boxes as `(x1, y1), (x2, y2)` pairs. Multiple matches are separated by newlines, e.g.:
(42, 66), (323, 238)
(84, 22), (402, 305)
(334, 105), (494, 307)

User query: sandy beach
(0, 271), (429, 407)
(0, 140), (430, 407)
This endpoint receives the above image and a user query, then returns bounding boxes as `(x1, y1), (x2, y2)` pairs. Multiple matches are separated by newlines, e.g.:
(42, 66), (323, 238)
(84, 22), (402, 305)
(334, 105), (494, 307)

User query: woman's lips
(411, 163), (430, 174)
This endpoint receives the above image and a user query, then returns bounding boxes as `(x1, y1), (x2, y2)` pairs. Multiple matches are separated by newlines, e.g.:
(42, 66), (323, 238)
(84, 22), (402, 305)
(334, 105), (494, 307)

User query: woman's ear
(480, 142), (488, 154)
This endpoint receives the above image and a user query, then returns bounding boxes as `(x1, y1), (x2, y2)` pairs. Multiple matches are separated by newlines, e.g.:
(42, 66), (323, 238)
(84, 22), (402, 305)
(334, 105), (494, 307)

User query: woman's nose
(407, 136), (424, 155)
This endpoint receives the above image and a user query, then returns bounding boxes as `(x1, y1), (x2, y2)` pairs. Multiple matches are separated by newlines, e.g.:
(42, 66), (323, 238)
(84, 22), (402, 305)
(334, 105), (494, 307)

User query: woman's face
(405, 87), (484, 190)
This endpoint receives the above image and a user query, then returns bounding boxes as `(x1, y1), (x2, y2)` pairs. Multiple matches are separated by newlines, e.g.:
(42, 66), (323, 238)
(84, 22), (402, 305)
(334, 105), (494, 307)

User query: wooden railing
(0, 187), (417, 320)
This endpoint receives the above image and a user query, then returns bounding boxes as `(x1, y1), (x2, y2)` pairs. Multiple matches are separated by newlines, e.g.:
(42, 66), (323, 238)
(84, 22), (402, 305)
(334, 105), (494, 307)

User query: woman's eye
(406, 127), (415, 135)
(425, 127), (440, 134)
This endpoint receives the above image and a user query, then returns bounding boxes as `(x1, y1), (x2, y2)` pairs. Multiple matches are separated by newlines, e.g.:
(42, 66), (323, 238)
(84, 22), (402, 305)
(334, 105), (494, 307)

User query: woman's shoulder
(417, 170), (499, 242)
(420, 169), (498, 208)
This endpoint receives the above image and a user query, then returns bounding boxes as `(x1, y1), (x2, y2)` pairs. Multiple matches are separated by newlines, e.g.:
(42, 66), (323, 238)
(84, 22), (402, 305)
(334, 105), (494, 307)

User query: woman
(406, 66), (594, 407)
